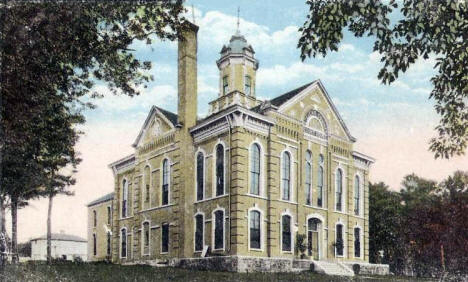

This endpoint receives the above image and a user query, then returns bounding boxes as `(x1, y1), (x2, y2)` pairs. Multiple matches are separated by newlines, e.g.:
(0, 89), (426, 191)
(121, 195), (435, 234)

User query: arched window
(223, 75), (229, 95)
(215, 144), (225, 196)
(122, 179), (128, 218)
(244, 75), (251, 95)
(281, 215), (292, 252)
(354, 227), (361, 258)
(249, 210), (261, 249)
(93, 210), (97, 227)
(107, 206), (111, 225)
(162, 159), (170, 205)
(305, 151), (312, 205)
(194, 214), (204, 252)
(196, 152), (204, 201)
(318, 167), (324, 207)
(336, 224), (344, 257)
(161, 223), (169, 253)
(107, 232), (111, 256)
(93, 233), (97, 256)
(214, 210), (224, 250)
(250, 143), (261, 195)
(144, 165), (150, 205)
(281, 151), (291, 201)
(121, 229), (127, 258)
(143, 222), (150, 248)
(335, 169), (343, 211)
(354, 175), (360, 215)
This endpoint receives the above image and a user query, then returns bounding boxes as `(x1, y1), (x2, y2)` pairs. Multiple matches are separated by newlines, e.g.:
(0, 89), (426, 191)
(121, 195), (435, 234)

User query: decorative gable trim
(191, 105), (274, 144)
(108, 154), (135, 176)
(278, 80), (356, 142)
(132, 106), (176, 148)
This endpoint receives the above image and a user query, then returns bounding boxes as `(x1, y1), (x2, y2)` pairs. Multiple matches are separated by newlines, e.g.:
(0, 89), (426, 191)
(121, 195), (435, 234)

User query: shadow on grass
(0, 262), (438, 282)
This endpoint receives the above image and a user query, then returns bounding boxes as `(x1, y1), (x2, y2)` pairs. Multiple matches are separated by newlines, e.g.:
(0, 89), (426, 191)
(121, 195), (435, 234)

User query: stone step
(313, 261), (355, 277)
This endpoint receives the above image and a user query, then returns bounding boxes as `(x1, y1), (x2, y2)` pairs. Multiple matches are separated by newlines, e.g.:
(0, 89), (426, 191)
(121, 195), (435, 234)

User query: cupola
(209, 12), (261, 114)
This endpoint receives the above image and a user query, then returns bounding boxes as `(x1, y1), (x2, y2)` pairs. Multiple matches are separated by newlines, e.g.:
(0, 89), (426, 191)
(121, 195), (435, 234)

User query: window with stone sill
(214, 210), (224, 250)
(305, 150), (312, 205)
(249, 210), (261, 249)
(162, 159), (170, 205)
(195, 214), (203, 252)
(250, 143), (261, 196)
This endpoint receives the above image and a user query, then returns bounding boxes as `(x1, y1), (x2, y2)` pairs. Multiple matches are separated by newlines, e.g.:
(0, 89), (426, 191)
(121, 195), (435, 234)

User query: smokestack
(177, 22), (198, 129)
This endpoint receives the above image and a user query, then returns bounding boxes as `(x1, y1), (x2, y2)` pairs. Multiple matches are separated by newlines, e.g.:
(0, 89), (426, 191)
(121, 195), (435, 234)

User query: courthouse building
(89, 22), (377, 273)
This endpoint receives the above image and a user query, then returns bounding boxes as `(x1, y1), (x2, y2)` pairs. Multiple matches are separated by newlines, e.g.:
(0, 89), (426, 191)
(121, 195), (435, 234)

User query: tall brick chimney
(177, 22), (198, 128)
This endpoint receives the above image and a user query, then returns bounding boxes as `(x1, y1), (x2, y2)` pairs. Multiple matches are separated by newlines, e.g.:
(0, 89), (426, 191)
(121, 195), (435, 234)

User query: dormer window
(244, 75), (251, 95)
(223, 76), (229, 95)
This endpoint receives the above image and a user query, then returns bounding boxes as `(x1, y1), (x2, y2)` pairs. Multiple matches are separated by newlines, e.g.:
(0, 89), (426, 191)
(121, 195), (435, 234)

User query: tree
(368, 182), (405, 273)
(36, 97), (83, 264)
(298, 0), (468, 158)
(0, 1), (187, 262)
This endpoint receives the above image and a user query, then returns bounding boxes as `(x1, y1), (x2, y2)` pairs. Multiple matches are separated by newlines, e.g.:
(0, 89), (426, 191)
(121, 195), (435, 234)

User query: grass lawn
(0, 262), (436, 282)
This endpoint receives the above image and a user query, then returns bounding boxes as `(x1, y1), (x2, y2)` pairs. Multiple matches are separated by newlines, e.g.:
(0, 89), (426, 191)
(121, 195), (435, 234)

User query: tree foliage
(369, 172), (468, 276)
(298, 0), (468, 158)
(0, 1), (186, 261)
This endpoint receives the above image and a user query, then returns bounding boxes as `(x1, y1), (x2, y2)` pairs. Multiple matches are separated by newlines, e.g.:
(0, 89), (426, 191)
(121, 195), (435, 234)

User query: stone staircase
(312, 260), (355, 277)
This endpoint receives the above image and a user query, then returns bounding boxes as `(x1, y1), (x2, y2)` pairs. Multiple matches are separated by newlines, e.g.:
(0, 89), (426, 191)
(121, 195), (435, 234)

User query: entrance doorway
(307, 218), (321, 260)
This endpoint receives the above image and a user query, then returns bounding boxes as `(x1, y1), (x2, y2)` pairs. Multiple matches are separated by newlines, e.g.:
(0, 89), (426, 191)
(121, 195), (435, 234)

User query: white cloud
(92, 84), (177, 112)
(194, 11), (299, 55)
(339, 43), (356, 52)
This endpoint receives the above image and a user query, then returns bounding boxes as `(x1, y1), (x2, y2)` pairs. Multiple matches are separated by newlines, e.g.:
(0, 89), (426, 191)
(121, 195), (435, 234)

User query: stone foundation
(170, 256), (389, 275)
(342, 262), (390, 275)
(172, 256), (294, 273)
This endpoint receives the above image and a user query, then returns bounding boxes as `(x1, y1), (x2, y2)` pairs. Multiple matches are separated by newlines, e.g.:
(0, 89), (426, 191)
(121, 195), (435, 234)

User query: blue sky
(14, 1), (467, 242)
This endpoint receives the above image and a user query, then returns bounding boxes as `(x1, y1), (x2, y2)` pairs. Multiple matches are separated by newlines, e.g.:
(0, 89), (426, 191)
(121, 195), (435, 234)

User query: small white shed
(30, 232), (87, 261)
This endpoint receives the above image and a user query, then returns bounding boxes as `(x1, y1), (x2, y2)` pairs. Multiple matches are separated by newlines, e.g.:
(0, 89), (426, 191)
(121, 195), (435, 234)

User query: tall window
(161, 223), (169, 253)
(336, 169), (343, 211)
(250, 144), (261, 195)
(249, 210), (261, 249)
(214, 210), (224, 250)
(317, 155), (324, 207)
(354, 175), (360, 215)
(162, 159), (169, 205)
(93, 234), (97, 256)
(122, 179), (128, 218)
(222, 76), (229, 94)
(305, 151), (312, 205)
(215, 144), (225, 196)
(93, 210), (97, 227)
(281, 151), (291, 201)
(107, 206), (111, 225)
(143, 222), (150, 248)
(121, 229), (127, 258)
(144, 166), (150, 203)
(354, 227), (361, 258)
(107, 232), (111, 256)
(336, 224), (344, 257)
(196, 152), (204, 201)
(244, 75), (251, 95)
(281, 215), (292, 252)
(194, 214), (204, 252)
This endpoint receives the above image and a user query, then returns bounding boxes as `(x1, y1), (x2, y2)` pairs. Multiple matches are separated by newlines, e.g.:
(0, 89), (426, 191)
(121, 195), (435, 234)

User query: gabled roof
(252, 79), (356, 142)
(155, 106), (178, 126)
(31, 233), (87, 243)
(270, 81), (316, 107)
(132, 106), (178, 148)
(87, 192), (114, 207)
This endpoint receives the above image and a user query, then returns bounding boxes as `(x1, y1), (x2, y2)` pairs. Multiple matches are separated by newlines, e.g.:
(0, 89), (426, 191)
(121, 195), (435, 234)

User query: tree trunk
(10, 198), (18, 264)
(47, 193), (53, 264)
(0, 197), (5, 234)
